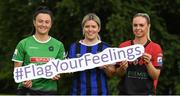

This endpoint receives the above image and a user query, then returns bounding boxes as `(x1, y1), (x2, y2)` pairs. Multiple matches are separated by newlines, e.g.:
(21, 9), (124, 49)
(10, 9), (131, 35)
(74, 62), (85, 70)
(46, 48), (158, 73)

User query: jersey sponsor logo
(76, 53), (81, 58)
(48, 46), (54, 51)
(30, 57), (53, 63)
(29, 46), (39, 49)
(127, 71), (148, 79)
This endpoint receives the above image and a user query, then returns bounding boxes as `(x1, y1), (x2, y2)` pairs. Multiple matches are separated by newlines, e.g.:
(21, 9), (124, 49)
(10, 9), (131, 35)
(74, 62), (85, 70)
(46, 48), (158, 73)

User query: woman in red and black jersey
(116, 13), (163, 95)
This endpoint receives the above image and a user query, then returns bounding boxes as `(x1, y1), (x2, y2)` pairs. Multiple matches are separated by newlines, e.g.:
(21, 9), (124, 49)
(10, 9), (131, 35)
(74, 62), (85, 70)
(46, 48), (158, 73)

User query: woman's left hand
(142, 53), (152, 65)
(52, 74), (61, 80)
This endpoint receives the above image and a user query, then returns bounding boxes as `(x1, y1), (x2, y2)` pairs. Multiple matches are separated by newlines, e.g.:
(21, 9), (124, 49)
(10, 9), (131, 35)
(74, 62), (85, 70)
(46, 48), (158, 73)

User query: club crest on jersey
(132, 59), (139, 65)
(48, 46), (54, 51)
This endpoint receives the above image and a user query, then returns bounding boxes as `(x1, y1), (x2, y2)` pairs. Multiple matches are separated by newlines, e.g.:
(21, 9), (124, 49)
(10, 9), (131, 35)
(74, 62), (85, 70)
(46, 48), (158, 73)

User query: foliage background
(0, 0), (179, 95)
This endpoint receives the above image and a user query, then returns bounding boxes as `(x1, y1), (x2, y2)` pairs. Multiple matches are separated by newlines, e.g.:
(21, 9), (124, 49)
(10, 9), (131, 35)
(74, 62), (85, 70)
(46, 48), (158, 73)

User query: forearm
(145, 62), (160, 80)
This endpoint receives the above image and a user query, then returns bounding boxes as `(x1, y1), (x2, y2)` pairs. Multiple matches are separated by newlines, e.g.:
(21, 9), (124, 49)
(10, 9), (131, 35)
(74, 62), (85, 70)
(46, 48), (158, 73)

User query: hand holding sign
(142, 53), (152, 65)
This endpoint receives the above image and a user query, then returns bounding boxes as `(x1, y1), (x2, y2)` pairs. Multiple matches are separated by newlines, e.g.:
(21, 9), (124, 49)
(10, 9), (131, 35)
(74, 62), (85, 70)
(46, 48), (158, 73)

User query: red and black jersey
(118, 40), (163, 95)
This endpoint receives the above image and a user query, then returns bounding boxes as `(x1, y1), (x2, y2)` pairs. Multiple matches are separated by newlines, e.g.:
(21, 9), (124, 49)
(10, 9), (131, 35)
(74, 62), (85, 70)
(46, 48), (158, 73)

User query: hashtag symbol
(15, 67), (23, 80)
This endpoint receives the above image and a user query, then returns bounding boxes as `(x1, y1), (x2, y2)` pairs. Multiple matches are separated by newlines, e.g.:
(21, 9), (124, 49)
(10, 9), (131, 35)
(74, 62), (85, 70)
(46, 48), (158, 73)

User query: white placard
(14, 44), (144, 83)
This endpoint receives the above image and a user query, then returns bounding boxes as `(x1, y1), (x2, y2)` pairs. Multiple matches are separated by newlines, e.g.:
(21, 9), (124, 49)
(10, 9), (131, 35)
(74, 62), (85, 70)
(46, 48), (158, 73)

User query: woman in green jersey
(12, 6), (65, 95)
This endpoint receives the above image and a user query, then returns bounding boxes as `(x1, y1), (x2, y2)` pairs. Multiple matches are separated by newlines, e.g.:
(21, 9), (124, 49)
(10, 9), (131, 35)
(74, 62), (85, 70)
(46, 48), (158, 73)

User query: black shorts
(16, 87), (57, 95)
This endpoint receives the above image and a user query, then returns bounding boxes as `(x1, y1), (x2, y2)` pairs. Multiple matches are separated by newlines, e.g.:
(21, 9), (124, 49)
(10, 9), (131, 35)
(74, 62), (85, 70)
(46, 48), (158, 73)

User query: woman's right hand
(23, 80), (32, 88)
(119, 61), (128, 71)
(116, 60), (128, 77)
(52, 74), (61, 80)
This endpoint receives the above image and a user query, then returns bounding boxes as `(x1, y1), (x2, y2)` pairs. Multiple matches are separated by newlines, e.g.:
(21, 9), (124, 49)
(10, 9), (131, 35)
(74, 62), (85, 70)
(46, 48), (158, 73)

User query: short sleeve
(152, 44), (163, 68)
(68, 43), (76, 59)
(57, 42), (65, 60)
(12, 41), (25, 63)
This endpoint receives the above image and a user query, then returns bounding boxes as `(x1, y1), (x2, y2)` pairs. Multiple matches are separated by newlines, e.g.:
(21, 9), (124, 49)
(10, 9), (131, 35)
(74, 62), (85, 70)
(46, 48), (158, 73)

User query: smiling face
(83, 20), (100, 41)
(132, 16), (150, 39)
(33, 13), (52, 35)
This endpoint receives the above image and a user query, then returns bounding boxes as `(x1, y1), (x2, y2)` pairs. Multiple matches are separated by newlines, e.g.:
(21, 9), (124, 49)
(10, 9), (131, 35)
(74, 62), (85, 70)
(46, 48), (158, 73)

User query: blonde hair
(81, 13), (101, 40)
(133, 13), (151, 41)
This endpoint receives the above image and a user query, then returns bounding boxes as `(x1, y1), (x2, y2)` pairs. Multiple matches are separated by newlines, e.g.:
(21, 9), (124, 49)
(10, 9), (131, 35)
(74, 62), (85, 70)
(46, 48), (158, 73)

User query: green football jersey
(12, 35), (65, 92)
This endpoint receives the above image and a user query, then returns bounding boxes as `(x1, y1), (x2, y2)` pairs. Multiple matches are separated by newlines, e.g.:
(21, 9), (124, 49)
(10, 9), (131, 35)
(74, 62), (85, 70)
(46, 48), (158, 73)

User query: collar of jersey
(33, 35), (51, 43)
(79, 40), (101, 46)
